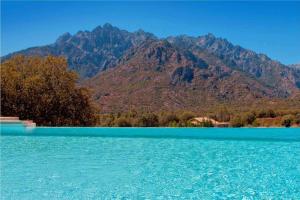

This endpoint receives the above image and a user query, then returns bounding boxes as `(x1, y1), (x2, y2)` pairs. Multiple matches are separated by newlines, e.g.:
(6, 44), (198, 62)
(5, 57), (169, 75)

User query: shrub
(137, 113), (159, 127)
(197, 120), (214, 127)
(294, 113), (300, 125)
(257, 109), (276, 118)
(179, 112), (195, 122)
(179, 112), (195, 126)
(281, 115), (294, 127)
(230, 116), (245, 127)
(115, 117), (132, 127)
(168, 121), (181, 127)
(242, 112), (256, 125)
(97, 114), (116, 127)
(215, 107), (231, 122)
(251, 119), (260, 127)
(160, 113), (180, 126)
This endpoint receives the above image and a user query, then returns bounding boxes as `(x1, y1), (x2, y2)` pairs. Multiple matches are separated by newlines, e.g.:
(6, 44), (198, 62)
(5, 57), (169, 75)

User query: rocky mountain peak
(4, 23), (156, 78)
(103, 23), (114, 29)
(56, 32), (72, 44)
(3, 23), (300, 94)
(203, 33), (216, 39)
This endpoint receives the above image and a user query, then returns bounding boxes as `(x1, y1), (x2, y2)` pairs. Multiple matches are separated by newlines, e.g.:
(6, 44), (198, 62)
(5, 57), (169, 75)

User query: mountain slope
(4, 23), (156, 78)
(167, 34), (300, 95)
(3, 24), (300, 112)
(85, 40), (291, 112)
(289, 64), (300, 69)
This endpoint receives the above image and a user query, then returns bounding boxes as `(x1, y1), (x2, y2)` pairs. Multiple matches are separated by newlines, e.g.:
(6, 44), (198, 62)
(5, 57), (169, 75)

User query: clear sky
(1, 1), (300, 64)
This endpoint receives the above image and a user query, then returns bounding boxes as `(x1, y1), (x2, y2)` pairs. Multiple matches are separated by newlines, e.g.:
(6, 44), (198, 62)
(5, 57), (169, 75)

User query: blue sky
(1, 1), (300, 64)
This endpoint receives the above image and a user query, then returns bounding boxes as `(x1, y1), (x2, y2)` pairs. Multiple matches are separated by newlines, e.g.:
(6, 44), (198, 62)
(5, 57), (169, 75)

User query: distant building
(191, 117), (230, 127)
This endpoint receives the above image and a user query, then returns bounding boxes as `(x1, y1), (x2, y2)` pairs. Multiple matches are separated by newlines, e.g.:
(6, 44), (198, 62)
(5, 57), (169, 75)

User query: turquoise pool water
(1, 127), (300, 199)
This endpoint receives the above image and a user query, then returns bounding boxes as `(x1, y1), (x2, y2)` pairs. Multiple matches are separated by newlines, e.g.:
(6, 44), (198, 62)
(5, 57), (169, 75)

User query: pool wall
(1, 126), (300, 141)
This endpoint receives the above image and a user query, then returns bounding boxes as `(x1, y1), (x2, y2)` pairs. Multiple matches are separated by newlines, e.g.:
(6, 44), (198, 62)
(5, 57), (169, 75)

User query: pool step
(0, 117), (36, 127)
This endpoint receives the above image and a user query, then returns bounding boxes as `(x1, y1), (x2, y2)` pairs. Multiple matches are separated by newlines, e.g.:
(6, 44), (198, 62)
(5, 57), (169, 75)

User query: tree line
(96, 109), (300, 127)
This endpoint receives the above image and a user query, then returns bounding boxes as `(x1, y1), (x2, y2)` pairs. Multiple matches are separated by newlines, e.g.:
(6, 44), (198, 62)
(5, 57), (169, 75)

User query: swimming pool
(1, 127), (300, 199)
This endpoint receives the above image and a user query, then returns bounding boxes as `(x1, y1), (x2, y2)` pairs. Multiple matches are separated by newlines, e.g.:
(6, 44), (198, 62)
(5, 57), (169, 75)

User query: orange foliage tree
(1, 55), (97, 126)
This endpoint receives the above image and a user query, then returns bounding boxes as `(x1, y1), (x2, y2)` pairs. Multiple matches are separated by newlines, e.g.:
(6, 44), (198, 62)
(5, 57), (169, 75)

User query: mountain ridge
(3, 23), (157, 78)
(289, 64), (300, 69)
(3, 23), (300, 112)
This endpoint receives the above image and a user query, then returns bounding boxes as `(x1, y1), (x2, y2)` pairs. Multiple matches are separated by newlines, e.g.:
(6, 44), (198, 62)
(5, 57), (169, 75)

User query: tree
(1, 55), (97, 126)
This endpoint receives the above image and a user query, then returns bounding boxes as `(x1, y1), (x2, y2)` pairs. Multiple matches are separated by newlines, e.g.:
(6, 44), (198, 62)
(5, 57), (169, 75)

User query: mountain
(167, 34), (300, 95)
(289, 64), (300, 69)
(85, 39), (299, 112)
(3, 24), (300, 112)
(4, 23), (156, 78)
